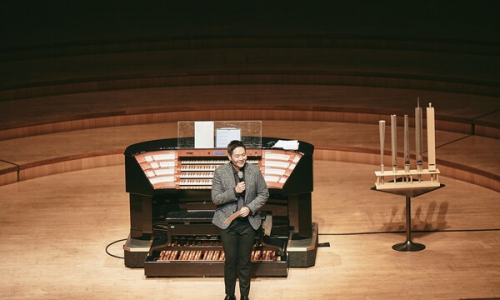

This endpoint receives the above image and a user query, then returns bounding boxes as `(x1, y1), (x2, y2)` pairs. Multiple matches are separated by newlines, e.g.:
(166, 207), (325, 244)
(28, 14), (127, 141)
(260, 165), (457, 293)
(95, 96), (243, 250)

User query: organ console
(123, 137), (318, 277)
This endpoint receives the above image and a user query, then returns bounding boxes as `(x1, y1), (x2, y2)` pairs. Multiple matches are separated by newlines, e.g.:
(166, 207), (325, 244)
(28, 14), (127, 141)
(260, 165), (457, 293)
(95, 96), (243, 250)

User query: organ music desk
(123, 137), (318, 277)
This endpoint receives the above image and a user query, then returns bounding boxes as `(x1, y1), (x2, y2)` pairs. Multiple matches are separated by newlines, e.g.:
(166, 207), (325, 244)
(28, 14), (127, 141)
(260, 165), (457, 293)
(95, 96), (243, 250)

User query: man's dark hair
(227, 140), (246, 155)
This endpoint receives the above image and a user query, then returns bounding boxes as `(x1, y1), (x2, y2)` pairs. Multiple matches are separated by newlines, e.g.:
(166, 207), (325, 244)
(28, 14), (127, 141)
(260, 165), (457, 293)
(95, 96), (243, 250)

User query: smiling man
(211, 140), (269, 300)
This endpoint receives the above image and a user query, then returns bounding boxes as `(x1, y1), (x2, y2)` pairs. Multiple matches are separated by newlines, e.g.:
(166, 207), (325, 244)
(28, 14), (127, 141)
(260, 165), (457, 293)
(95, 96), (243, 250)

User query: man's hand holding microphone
(236, 171), (250, 217)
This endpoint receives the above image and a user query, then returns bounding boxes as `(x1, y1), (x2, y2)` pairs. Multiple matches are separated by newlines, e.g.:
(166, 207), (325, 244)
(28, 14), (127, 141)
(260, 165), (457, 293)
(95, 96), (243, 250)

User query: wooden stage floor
(1, 4), (499, 298)
(0, 160), (498, 300)
(0, 85), (498, 300)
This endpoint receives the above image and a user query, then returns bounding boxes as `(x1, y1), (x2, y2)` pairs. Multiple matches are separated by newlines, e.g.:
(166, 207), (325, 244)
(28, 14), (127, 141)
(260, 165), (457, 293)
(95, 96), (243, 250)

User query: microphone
(236, 170), (245, 211)
(237, 170), (245, 198)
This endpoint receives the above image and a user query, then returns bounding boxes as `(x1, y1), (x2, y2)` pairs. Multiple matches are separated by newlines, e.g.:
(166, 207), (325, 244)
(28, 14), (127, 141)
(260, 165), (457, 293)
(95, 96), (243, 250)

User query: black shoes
(223, 294), (248, 300)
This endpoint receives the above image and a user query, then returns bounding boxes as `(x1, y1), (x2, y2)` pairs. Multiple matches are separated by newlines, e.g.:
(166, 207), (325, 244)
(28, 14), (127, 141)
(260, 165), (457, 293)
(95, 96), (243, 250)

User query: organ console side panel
(288, 193), (313, 238)
(129, 194), (153, 239)
(123, 137), (317, 277)
(125, 155), (155, 196)
(281, 152), (313, 195)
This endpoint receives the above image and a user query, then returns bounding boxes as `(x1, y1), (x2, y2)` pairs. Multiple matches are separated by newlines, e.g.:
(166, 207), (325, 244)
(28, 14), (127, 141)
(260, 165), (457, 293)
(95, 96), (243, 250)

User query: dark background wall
(1, 0), (499, 133)
(2, 0), (500, 47)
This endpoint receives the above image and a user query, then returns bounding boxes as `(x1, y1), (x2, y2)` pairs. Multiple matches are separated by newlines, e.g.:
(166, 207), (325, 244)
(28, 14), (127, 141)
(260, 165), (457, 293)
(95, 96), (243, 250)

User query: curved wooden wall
(0, 1), (498, 192)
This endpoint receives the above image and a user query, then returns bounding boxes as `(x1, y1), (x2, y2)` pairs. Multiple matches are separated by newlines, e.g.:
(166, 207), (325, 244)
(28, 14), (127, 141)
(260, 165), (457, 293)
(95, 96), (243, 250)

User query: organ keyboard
(123, 137), (318, 277)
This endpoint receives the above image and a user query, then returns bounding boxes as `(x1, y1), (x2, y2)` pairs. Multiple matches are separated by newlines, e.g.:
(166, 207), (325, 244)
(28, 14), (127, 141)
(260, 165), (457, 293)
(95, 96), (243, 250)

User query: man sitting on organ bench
(211, 140), (269, 300)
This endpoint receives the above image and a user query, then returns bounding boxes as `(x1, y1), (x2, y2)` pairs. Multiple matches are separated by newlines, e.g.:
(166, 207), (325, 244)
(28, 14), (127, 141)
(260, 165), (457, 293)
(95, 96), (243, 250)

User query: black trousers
(220, 218), (256, 297)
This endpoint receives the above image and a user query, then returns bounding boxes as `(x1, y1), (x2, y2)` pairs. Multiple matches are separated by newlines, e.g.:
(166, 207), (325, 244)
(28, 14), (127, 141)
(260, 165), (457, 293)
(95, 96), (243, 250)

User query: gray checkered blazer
(211, 162), (269, 230)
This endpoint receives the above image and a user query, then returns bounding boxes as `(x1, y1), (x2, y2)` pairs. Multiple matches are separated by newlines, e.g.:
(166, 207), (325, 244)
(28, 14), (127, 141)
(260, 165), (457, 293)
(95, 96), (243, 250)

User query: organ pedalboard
(123, 138), (318, 277)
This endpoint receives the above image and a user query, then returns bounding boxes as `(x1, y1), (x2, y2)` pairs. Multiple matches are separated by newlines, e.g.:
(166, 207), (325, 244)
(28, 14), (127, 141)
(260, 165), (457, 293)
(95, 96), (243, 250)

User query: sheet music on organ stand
(272, 140), (299, 150)
(194, 121), (214, 148)
(177, 120), (263, 149)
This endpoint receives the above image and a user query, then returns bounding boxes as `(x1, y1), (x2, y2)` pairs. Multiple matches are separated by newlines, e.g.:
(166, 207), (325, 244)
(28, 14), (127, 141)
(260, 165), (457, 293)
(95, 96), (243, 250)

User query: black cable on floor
(106, 229), (500, 258)
(105, 238), (127, 259)
(318, 228), (500, 236)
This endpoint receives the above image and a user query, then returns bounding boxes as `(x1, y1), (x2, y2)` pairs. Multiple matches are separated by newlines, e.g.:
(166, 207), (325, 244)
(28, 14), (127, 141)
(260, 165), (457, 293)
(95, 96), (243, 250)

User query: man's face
(229, 146), (246, 170)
